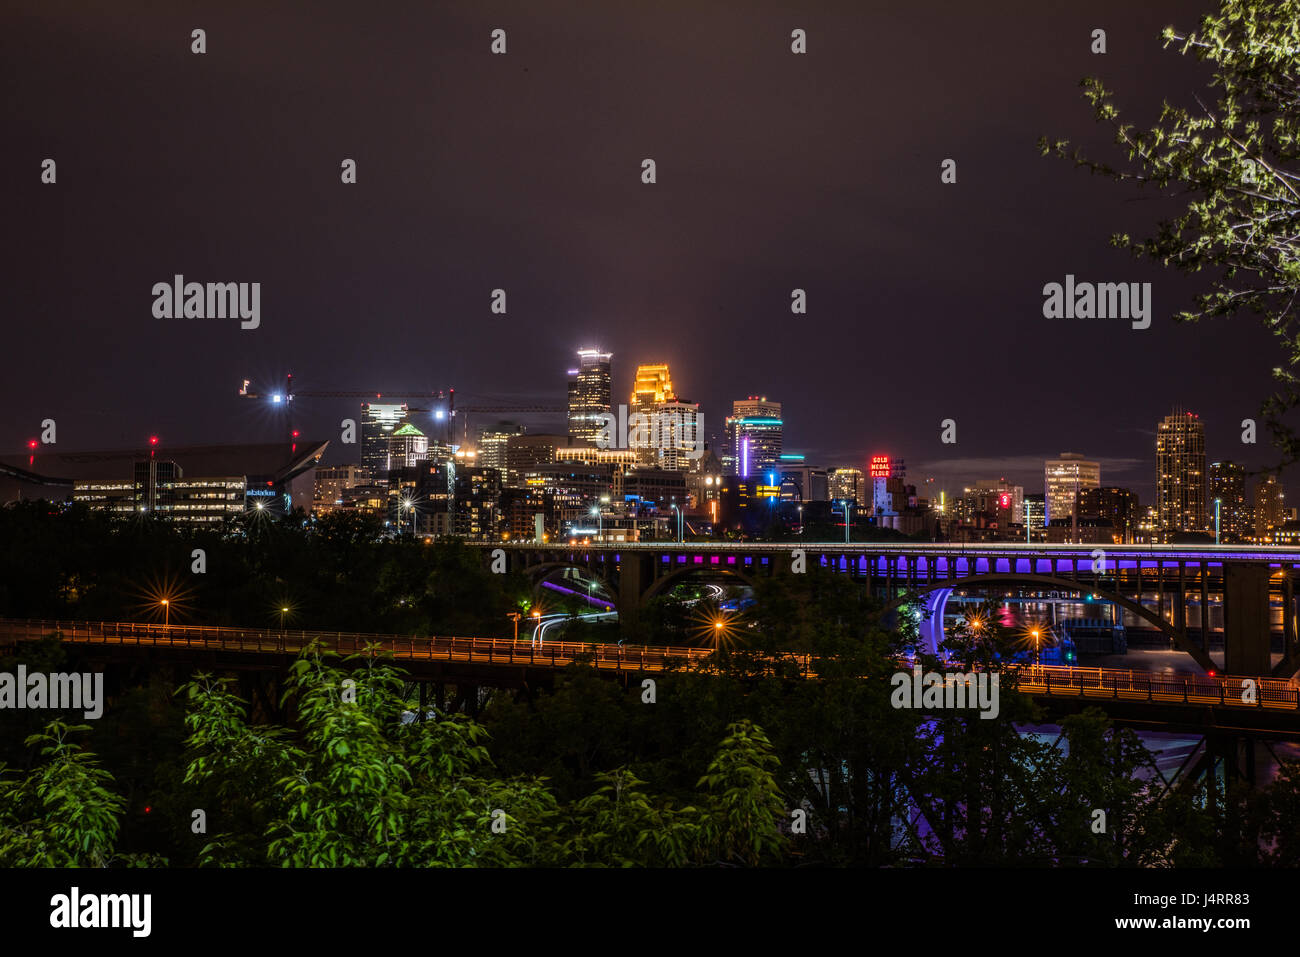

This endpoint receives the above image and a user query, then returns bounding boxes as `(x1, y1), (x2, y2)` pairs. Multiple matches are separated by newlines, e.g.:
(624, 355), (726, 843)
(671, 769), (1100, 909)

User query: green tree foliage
(1042, 0), (1300, 463)
(0, 722), (130, 867)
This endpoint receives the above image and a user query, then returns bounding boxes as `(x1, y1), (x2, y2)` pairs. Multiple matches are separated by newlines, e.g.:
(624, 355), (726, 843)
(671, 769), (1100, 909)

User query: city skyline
(6, 0), (1295, 512)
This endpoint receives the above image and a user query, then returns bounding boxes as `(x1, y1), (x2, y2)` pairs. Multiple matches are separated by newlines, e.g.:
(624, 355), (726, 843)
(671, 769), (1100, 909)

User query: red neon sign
(869, 455), (891, 478)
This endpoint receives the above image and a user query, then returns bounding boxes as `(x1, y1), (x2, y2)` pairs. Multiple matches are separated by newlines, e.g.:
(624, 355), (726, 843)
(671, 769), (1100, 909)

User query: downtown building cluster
(941, 409), (1292, 546)
(308, 348), (932, 542)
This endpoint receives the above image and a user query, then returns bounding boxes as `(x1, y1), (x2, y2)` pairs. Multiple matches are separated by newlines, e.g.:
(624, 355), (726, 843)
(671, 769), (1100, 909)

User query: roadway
(2, 618), (1299, 720)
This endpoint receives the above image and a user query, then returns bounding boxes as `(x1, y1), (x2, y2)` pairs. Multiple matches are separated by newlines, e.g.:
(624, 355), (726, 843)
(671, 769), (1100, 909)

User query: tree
(1042, 0), (1300, 464)
(0, 722), (132, 867)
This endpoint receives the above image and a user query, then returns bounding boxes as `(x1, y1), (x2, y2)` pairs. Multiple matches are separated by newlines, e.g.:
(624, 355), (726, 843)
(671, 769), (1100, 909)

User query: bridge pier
(1223, 563), (1271, 675)
(619, 552), (654, 640)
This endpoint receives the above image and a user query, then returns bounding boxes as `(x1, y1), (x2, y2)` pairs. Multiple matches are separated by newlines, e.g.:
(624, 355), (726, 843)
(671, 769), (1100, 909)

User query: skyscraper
(1044, 452), (1100, 527)
(567, 348), (612, 446)
(723, 396), (783, 477)
(361, 402), (408, 477)
(630, 363), (677, 466)
(1156, 409), (1207, 537)
(630, 364), (674, 417)
(1208, 461), (1248, 542)
(1254, 473), (1286, 542)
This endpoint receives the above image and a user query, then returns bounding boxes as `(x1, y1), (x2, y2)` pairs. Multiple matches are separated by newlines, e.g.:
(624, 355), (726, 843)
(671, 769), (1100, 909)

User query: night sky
(3, 0), (1285, 502)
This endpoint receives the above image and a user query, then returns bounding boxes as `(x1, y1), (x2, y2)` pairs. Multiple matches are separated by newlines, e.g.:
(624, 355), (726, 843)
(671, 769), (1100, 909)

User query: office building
(1254, 473), (1286, 541)
(827, 467), (865, 505)
(1156, 409), (1207, 537)
(567, 348), (613, 446)
(361, 403), (408, 478)
(1208, 461), (1249, 542)
(723, 397), (783, 477)
(1044, 452), (1100, 527)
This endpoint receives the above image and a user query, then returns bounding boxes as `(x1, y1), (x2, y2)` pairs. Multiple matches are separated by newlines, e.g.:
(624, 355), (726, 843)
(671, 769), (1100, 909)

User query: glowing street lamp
(590, 504), (602, 538)
(160, 598), (170, 627)
(1214, 498), (1222, 545)
(507, 611), (521, 641)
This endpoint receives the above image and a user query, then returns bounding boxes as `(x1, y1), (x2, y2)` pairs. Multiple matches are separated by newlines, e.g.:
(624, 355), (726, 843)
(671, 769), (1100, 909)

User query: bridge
(3, 617), (1300, 739)
(479, 541), (1300, 677)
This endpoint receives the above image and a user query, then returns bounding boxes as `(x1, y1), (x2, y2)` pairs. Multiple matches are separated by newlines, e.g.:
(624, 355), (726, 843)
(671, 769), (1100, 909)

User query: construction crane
(238, 376), (565, 444)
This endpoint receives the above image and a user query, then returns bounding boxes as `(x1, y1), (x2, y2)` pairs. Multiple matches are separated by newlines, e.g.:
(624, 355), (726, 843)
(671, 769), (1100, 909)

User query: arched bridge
(478, 541), (1300, 676)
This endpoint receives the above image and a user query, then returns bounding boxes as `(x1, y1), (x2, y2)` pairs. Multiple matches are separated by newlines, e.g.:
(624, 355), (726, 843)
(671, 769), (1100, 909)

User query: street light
(798, 504), (803, 537)
(280, 606), (289, 631)
(160, 598), (169, 627)
(1214, 497), (1222, 545)
(841, 500), (851, 544)
(670, 503), (682, 542)
(507, 611), (521, 641)
(1031, 627), (1041, 670)
(590, 505), (602, 539)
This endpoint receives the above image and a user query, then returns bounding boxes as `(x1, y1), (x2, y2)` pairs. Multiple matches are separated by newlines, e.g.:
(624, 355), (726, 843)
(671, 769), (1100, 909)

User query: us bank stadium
(0, 439), (328, 523)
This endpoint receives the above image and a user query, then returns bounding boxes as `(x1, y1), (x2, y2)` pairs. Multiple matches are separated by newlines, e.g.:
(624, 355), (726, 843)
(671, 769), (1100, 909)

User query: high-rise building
(1023, 494), (1046, 541)
(723, 397), (783, 477)
(567, 348), (612, 446)
(1044, 452), (1100, 527)
(649, 398), (702, 470)
(361, 403), (408, 477)
(630, 364), (674, 418)
(827, 467), (865, 504)
(1077, 486), (1139, 543)
(973, 479), (1024, 525)
(477, 424), (524, 475)
(1156, 409), (1207, 536)
(388, 422), (429, 470)
(1254, 473), (1286, 541)
(1208, 461), (1249, 542)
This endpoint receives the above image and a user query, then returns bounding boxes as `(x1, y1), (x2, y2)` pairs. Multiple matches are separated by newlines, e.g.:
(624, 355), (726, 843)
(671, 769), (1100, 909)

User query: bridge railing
(0, 619), (722, 673)
(1, 619), (1295, 709)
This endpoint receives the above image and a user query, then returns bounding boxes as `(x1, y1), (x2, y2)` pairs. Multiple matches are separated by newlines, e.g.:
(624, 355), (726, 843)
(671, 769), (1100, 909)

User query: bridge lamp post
(1214, 498), (1222, 545)
(841, 500), (851, 544)
(280, 606), (289, 632)
(590, 505), (602, 539)
(531, 608), (543, 647)
(507, 611), (521, 641)
(160, 599), (169, 627)
(1031, 627), (1041, 671)
(670, 503), (682, 542)
(798, 504), (803, 537)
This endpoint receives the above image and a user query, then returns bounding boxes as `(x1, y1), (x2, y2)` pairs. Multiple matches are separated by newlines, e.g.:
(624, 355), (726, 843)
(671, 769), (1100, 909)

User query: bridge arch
(641, 564), (759, 604)
(879, 573), (1215, 672)
(522, 561), (619, 611)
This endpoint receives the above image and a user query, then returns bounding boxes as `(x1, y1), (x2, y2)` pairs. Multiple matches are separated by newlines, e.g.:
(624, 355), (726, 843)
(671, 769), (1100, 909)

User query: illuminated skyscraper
(630, 364), (674, 417)
(1155, 409), (1206, 536)
(723, 396), (783, 477)
(567, 348), (612, 445)
(1208, 461), (1248, 542)
(1044, 452), (1100, 528)
(1254, 473), (1286, 541)
(361, 402), (408, 477)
